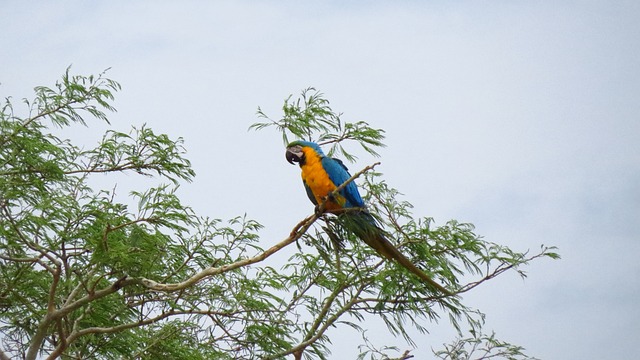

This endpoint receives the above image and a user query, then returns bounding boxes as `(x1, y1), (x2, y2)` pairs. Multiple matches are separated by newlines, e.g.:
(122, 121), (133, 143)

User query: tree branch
(140, 214), (318, 292)
(266, 282), (368, 359)
(323, 162), (381, 212)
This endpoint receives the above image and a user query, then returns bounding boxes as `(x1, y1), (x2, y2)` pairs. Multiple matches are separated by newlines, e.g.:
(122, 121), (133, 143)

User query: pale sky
(2, 1), (639, 359)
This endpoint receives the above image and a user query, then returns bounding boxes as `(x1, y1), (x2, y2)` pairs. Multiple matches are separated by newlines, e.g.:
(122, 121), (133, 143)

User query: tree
(0, 69), (558, 360)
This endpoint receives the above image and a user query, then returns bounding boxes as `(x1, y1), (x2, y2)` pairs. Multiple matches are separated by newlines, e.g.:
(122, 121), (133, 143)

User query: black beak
(285, 147), (304, 165)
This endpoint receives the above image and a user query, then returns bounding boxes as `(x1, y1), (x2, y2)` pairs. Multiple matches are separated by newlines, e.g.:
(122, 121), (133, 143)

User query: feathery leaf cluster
(252, 88), (385, 162)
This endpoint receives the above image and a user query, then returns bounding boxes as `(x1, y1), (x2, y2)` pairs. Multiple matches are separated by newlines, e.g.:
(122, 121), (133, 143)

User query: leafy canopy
(0, 70), (558, 360)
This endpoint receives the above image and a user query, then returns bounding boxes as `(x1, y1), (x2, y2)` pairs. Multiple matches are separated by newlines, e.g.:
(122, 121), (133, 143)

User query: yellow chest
(300, 149), (345, 210)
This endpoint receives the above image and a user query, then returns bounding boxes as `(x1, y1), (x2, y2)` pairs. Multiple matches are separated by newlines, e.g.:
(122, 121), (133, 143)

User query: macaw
(285, 140), (451, 295)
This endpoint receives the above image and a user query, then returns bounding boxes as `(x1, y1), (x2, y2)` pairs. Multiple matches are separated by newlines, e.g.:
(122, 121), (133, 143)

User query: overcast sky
(2, 1), (639, 359)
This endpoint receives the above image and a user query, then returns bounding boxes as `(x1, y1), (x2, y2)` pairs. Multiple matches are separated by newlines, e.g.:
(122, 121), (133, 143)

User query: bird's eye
(286, 149), (301, 164)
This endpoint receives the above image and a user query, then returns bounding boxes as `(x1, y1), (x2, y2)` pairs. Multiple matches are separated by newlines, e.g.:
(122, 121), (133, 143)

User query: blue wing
(302, 180), (318, 205)
(321, 156), (365, 208)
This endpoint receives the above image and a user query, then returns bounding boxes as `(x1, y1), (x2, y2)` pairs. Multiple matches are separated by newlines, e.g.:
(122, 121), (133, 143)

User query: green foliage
(0, 70), (558, 360)
(252, 87), (386, 162)
(433, 331), (541, 360)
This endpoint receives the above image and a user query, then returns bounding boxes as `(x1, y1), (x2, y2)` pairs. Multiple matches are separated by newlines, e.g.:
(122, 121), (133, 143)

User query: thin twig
(140, 214), (317, 292)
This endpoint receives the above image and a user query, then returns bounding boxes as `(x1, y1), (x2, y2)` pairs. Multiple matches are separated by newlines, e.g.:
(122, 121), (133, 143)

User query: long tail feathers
(348, 212), (453, 296)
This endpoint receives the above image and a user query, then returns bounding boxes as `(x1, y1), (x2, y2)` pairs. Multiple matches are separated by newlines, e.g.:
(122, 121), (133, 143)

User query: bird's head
(285, 140), (324, 165)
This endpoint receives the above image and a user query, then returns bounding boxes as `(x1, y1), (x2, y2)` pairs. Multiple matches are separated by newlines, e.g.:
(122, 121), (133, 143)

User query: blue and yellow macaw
(285, 140), (451, 295)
